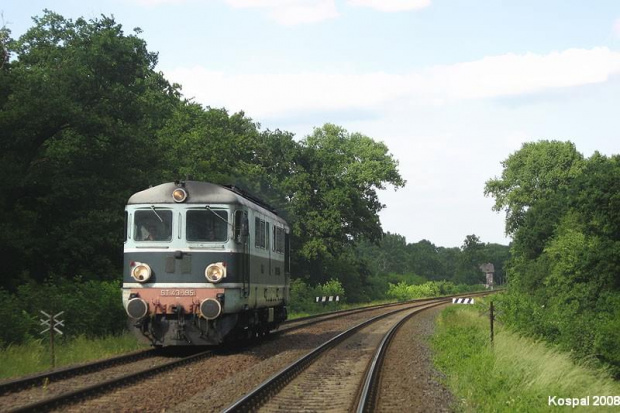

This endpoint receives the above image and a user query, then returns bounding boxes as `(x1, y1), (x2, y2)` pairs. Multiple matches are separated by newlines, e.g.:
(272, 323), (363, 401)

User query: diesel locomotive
(122, 181), (290, 346)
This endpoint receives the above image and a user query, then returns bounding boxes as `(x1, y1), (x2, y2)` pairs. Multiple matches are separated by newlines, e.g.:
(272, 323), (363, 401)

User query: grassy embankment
(0, 333), (147, 380)
(432, 301), (620, 412)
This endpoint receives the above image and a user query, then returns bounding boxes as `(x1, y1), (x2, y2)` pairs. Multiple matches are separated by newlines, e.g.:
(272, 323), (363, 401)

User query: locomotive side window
(134, 209), (173, 241)
(254, 217), (273, 249)
(273, 226), (285, 254)
(186, 210), (228, 242)
(255, 217), (263, 248)
(278, 227), (285, 253)
(254, 217), (260, 247)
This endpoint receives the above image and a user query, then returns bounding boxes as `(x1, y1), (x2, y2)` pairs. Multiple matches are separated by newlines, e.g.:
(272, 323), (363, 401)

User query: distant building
(480, 263), (495, 289)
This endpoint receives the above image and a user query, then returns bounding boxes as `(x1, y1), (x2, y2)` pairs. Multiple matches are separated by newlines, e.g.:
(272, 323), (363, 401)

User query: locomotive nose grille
(126, 298), (149, 319)
(200, 298), (221, 320)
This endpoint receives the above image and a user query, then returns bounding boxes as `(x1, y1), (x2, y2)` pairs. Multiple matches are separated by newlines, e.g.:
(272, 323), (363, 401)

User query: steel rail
(277, 290), (492, 336)
(221, 299), (451, 413)
(2, 291), (492, 411)
(356, 291), (496, 412)
(355, 303), (441, 412)
(7, 349), (215, 413)
(282, 290), (491, 326)
(0, 348), (159, 396)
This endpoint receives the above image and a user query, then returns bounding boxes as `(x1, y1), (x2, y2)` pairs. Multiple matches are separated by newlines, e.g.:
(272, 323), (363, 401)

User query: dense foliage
(0, 279), (125, 347)
(485, 141), (620, 376)
(0, 11), (179, 289)
(356, 233), (510, 285)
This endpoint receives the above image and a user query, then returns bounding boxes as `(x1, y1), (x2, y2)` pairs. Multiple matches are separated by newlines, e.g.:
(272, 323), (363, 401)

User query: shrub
(0, 289), (37, 346)
(289, 278), (315, 314)
(289, 278), (345, 315)
(0, 278), (126, 348)
(386, 280), (482, 301)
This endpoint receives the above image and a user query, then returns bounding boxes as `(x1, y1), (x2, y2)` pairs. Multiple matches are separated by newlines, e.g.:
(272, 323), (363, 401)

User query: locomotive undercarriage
(134, 305), (287, 346)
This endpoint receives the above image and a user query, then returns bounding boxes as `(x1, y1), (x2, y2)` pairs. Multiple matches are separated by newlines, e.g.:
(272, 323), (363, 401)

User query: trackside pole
(40, 311), (64, 369)
(490, 301), (494, 344)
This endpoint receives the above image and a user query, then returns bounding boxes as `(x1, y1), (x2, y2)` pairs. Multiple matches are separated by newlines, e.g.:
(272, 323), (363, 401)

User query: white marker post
(40, 311), (64, 369)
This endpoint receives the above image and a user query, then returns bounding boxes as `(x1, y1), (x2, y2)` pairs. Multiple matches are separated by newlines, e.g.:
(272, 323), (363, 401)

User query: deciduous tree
(484, 140), (584, 235)
(0, 11), (179, 288)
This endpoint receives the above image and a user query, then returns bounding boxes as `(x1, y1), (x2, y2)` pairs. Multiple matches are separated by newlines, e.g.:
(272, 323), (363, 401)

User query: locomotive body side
(122, 181), (290, 346)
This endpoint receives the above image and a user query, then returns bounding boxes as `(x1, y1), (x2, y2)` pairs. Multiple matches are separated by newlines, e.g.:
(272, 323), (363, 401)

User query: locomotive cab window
(134, 209), (173, 241)
(186, 209), (228, 242)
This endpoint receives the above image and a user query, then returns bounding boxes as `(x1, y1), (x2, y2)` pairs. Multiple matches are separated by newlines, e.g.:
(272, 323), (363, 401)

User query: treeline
(0, 10), (405, 291)
(357, 233), (509, 286)
(485, 141), (620, 376)
(292, 233), (510, 308)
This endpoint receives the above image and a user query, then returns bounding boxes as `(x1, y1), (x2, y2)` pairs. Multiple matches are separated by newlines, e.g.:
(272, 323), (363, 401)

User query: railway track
(0, 301), (412, 412)
(278, 291), (490, 333)
(0, 348), (159, 396)
(0, 348), (213, 412)
(1, 292), (490, 411)
(222, 298), (450, 412)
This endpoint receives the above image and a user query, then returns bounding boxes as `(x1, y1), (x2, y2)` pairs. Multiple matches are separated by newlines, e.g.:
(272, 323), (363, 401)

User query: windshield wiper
(205, 206), (232, 227)
(150, 205), (164, 223)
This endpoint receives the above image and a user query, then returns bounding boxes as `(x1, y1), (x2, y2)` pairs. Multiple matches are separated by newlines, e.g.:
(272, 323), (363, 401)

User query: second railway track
(223, 298), (451, 412)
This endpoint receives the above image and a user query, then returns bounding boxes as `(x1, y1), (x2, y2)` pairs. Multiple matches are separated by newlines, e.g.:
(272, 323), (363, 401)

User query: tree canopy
(0, 11), (407, 290)
(290, 124), (405, 261)
(355, 232), (509, 287)
(484, 140), (584, 235)
(486, 141), (620, 376)
(0, 11), (180, 287)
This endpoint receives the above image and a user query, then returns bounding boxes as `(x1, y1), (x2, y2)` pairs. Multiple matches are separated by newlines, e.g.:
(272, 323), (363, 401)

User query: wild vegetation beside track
(431, 302), (620, 412)
(0, 333), (147, 380)
(485, 141), (620, 377)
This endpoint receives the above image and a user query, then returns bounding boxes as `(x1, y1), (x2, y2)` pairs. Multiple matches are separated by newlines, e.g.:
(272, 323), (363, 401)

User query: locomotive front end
(122, 181), (290, 346)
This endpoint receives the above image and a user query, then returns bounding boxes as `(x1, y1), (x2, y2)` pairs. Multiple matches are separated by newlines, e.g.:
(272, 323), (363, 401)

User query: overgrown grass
(0, 333), (148, 380)
(432, 303), (620, 412)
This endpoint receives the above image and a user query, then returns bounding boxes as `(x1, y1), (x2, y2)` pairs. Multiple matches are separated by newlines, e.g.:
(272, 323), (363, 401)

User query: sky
(3, 0), (620, 248)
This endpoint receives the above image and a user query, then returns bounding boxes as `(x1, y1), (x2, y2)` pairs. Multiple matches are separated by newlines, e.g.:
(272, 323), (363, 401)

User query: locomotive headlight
(199, 298), (222, 319)
(126, 297), (149, 319)
(205, 262), (226, 283)
(172, 188), (188, 203)
(131, 262), (152, 282)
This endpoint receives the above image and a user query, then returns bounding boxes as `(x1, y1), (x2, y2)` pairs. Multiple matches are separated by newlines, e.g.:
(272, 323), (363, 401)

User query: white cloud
(428, 47), (620, 100)
(347, 0), (431, 12)
(225, 0), (339, 25)
(167, 69), (415, 117)
(166, 47), (620, 118)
